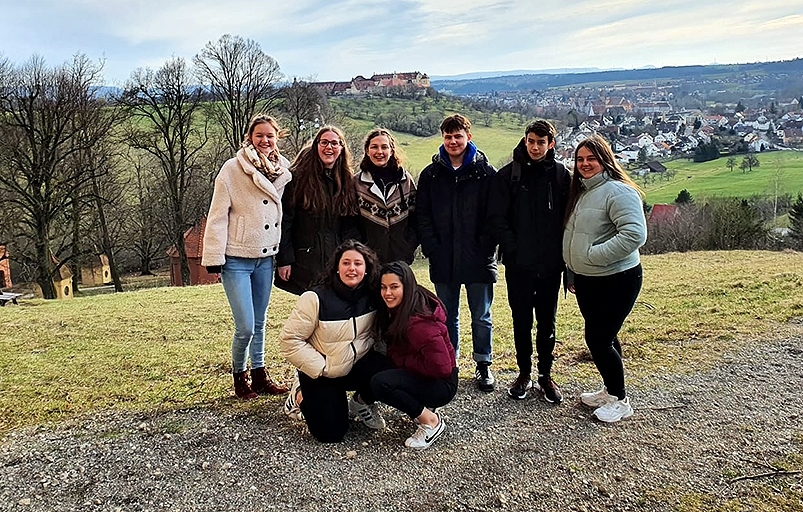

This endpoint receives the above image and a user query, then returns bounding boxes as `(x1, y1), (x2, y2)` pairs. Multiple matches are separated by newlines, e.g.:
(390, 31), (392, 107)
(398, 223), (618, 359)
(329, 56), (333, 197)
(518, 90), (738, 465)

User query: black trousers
(574, 264), (643, 400)
(505, 265), (562, 376)
(370, 367), (458, 419)
(298, 350), (393, 443)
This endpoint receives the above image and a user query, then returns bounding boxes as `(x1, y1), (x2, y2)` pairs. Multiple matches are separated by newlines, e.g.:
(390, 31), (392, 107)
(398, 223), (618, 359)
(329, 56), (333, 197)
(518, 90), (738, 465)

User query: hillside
(644, 151), (803, 204)
(333, 96), (803, 204)
(431, 58), (803, 96)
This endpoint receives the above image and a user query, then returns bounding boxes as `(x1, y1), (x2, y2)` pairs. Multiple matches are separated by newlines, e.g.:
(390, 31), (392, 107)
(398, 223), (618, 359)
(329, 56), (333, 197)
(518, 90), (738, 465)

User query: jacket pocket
(235, 215), (245, 243)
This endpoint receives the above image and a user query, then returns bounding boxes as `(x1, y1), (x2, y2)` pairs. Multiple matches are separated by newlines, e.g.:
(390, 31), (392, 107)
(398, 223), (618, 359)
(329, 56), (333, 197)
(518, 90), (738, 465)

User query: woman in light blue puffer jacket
(563, 134), (647, 424)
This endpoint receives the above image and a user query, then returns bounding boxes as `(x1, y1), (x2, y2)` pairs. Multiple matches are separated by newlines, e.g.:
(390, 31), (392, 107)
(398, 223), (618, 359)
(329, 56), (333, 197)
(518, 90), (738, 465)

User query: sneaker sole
(507, 390), (528, 400)
(476, 379), (495, 393)
(595, 408), (634, 423)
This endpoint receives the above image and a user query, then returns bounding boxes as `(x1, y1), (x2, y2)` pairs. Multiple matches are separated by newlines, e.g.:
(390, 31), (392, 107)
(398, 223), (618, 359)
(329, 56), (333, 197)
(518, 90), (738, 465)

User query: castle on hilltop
(313, 71), (430, 96)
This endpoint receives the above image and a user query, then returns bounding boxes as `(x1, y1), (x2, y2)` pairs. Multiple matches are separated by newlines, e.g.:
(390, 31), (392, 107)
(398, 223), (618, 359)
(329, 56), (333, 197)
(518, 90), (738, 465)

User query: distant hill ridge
(431, 58), (803, 95)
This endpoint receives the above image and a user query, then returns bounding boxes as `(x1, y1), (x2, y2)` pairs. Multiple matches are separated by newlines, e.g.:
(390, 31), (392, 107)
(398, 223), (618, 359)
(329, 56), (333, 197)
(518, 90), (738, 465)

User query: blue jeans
(221, 256), (275, 373)
(433, 282), (493, 363)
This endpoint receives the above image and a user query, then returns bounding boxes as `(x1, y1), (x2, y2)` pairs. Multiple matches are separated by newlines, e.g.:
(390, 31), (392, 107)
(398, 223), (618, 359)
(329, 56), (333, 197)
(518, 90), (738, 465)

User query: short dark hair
(440, 114), (471, 134)
(525, 119), (556, 142)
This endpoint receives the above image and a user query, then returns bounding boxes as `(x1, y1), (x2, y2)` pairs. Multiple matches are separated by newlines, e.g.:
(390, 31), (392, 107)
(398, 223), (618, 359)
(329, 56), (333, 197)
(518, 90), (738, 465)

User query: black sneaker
(475, 363), (495, 392)
(536, 375), (563, 404)
(507, 373), (532, 400)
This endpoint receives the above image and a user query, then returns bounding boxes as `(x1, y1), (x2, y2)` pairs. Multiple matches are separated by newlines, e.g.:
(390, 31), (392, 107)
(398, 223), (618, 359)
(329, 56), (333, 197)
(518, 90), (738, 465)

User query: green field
(645, 151), (803, 204)
(2, 251), (803, 436)
(333, 96), (527, 174)
(332, 97), (803, 204)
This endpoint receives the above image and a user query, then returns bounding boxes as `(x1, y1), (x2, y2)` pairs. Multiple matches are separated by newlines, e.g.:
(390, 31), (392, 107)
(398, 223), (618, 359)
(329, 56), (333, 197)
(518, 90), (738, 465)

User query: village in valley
(310, 67), (803, 178)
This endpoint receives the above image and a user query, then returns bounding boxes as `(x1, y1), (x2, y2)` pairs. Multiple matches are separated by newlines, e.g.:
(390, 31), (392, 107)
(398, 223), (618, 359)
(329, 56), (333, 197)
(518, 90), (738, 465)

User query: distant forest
(432, 58), (803, 97)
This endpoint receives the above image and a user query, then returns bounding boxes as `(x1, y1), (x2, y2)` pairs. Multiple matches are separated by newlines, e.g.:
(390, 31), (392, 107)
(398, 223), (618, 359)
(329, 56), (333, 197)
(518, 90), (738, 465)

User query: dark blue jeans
(574, 264), (642, 400)
(434, 282), (493, 363)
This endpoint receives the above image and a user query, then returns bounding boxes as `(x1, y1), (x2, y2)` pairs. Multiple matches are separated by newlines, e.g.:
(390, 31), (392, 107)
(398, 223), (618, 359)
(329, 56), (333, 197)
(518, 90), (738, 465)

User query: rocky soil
(2, 326), (802, 511)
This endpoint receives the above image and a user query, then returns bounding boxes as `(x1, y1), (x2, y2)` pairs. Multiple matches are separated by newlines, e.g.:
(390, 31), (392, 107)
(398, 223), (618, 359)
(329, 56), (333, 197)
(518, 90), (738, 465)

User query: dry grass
(1, 250), (802, 436)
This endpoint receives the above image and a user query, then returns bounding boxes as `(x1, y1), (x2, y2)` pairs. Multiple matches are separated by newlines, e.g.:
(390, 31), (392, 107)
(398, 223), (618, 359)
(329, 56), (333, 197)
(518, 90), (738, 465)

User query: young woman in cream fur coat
(202, 114), (292, 399)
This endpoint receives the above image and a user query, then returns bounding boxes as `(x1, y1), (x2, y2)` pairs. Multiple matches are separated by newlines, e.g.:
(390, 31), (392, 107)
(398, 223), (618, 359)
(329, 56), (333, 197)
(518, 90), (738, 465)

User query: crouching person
(280, 240), (392, 442)
(370, 262), (458, 449)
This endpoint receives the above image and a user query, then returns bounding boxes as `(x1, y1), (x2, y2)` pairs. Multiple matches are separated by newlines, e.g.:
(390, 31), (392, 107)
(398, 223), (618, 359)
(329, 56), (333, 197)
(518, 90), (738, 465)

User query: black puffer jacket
(416, 144), (497, 284)
(487, 139), (570, 277)
(276, 176), (359, 295)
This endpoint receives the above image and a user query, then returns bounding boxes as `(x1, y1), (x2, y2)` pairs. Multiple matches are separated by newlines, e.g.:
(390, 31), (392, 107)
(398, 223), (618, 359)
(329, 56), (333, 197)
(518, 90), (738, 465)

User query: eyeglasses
(319, 140), (341, 148)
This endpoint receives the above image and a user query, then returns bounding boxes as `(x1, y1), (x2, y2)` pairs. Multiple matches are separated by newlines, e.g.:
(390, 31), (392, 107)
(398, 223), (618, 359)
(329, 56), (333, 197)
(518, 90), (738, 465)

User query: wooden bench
(0, 292), (22, 306)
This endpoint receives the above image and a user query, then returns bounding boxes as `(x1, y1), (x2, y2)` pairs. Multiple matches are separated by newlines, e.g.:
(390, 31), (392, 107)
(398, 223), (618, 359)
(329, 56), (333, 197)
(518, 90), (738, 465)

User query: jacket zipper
(350, 316), (358, 363)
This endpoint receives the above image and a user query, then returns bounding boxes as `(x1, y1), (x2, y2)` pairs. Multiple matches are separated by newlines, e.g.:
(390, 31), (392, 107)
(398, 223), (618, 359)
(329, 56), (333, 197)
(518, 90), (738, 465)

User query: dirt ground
(1, 324), (802, 511)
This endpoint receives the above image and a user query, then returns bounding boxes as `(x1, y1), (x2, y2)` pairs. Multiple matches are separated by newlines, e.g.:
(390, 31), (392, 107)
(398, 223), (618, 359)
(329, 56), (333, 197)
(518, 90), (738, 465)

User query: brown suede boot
(232, 371), (258, 399)
(251, 366), (290, 395)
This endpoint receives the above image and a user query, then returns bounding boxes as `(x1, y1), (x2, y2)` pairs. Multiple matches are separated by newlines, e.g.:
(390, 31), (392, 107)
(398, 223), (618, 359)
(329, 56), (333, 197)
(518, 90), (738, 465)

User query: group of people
(200, 111), (647, 449)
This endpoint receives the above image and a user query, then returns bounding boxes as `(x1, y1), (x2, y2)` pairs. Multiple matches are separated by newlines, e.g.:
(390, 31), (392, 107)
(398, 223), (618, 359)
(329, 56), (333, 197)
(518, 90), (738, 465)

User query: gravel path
(2, 326), (802, 512)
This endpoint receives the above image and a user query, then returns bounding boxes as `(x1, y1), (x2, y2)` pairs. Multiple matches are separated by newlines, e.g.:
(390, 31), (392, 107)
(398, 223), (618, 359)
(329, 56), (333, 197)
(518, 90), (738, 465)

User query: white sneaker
(405, 412), (446, 449)
(593, 396), (634, 423)
(581, 386), (611, 407)
(283, 374), (304, 421)
(348, 395), (386, 429)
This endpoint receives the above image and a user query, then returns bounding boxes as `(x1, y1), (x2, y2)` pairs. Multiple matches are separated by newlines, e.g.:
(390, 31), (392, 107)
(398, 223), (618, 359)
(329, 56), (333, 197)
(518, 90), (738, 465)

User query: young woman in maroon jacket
(370, 261), (458, 449)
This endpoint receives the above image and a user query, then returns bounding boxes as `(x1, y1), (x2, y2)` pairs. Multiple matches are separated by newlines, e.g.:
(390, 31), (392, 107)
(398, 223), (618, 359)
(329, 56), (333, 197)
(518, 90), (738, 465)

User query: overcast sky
(2, 0), (802, 85)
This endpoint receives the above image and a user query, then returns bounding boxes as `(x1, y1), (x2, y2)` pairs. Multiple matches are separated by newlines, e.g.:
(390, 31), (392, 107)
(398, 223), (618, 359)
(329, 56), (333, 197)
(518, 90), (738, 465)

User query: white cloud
(1, 0), (802, 82)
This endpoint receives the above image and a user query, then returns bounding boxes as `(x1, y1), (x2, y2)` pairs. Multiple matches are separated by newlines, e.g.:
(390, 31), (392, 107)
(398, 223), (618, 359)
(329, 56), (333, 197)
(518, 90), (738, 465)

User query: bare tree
(0, 54), (110, 298)
(740, 153), (760, 173)
(194, 34), (283, 154)
(121, 150), (166, 275)
(118, 57), (209, 285)
(279, 79), (335, 156)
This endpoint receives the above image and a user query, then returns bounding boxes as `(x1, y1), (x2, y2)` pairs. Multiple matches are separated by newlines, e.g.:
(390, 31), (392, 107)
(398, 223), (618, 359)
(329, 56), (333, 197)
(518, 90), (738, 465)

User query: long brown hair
(359, 128), (405, 170)
(565, 134), (644, 224)
(378, 261), (442, 348)
(289, 125), (358, 215)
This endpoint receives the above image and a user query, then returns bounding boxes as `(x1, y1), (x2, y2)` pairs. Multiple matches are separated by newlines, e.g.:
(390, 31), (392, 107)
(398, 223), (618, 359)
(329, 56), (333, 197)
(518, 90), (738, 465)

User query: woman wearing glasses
(276, 126), (360, 295)
(354, 128), (418, 264)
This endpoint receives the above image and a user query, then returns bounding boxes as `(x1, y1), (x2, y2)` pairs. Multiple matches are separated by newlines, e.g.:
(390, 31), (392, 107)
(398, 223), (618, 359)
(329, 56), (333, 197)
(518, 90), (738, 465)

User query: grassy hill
(333, 96), (528, 173)
(334, 96), (803, 203)
(644, 151), (803, 204)
(2, 251), (802, 436)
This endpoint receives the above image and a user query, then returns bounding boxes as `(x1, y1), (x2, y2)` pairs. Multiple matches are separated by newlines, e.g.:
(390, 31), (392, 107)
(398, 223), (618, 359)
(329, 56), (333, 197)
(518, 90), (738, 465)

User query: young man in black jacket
(416, 114), (498, 392)
(487, 120), (570, 403)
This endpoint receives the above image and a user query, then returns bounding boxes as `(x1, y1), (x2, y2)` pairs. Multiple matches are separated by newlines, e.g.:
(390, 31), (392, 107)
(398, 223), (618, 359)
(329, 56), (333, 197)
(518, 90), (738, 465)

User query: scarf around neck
(241, 141), (283, 182)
